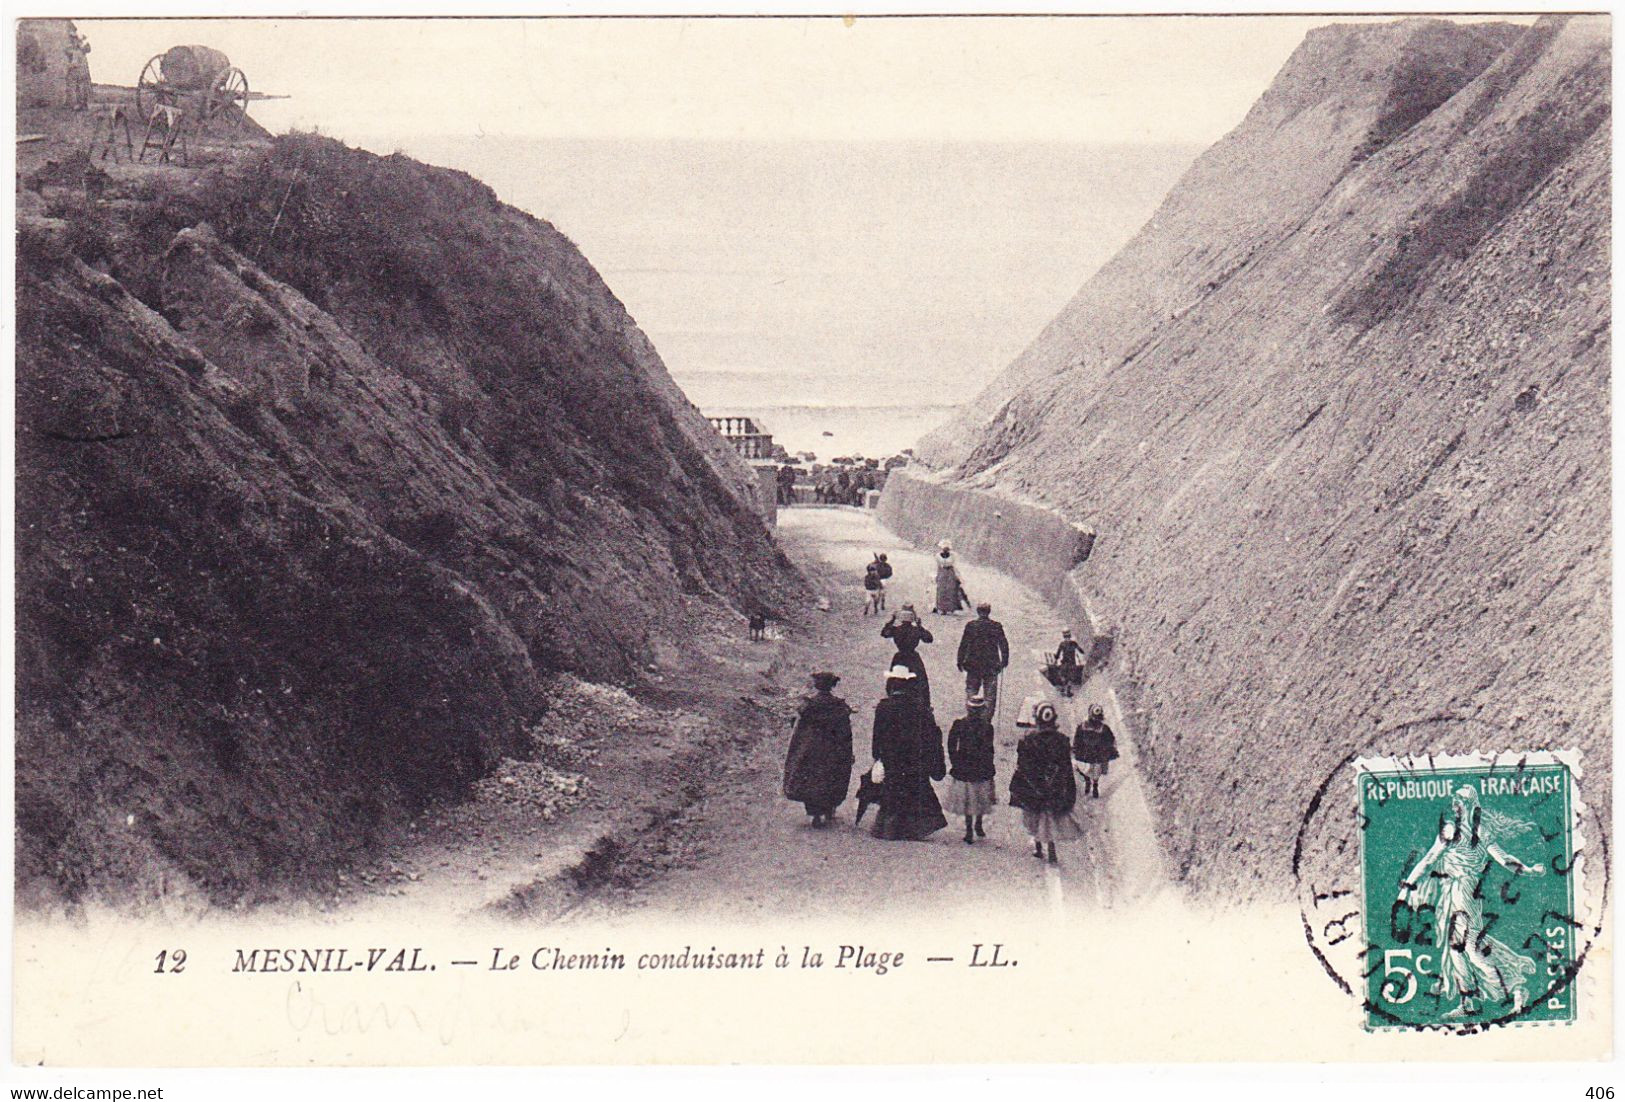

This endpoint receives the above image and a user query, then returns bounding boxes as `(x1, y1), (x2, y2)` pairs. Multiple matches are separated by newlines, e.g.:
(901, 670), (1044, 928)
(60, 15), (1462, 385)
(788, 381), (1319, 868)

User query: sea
(391, 137), (1201, 460)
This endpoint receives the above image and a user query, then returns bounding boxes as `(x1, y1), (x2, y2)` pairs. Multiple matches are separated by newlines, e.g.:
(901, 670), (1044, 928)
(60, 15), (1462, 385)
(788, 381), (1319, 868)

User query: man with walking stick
(956, 601), (1009, 718)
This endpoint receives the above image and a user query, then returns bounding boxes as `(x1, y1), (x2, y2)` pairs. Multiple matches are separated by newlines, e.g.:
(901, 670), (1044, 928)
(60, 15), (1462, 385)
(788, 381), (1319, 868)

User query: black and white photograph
(8, 3), (1613, 1077)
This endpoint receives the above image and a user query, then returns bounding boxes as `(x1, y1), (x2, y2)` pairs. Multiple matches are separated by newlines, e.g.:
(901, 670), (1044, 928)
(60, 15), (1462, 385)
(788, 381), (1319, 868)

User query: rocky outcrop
(16, 134), (802, 904)
(891, 16), (1609, 897)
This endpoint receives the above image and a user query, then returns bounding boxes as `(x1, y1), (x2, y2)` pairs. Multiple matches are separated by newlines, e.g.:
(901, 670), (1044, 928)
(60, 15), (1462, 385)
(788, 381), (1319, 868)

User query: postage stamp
(1356, 751), (1587, 1031)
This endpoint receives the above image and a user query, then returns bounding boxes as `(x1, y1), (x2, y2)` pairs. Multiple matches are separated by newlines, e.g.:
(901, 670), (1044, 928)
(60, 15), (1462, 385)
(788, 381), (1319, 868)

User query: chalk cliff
(892, 16), (1610, 896)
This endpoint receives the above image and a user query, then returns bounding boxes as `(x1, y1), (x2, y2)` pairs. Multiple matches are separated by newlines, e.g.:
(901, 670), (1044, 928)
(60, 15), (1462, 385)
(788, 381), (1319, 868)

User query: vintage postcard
(8, 5), (1613, 1079)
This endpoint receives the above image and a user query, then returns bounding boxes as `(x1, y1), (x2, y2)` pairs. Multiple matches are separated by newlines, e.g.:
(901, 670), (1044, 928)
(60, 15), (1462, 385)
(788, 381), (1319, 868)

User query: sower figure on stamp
(957, 601), (1009, 717)
(1397, 785), (1546, 1020)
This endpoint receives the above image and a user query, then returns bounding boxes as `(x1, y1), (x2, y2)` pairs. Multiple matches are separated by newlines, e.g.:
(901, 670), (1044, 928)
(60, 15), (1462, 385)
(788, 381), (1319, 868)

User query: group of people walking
(781, 550), (1120, 865)
(812, 467), (878, 505)
(862, 553), (891, 615)
(862, 539), (975, 619)
(776, 463), (883, 506)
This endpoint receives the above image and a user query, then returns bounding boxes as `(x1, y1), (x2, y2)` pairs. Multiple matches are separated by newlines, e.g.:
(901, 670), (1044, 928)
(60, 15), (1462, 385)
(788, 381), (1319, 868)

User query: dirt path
(322, 505), (1171, 926)
(560, 506), (1172, 926)
(314, 588), (802, 925)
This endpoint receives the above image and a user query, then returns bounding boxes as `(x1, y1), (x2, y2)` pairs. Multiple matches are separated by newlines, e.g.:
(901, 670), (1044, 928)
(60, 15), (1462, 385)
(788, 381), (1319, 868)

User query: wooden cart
(135, 45), (251, 133)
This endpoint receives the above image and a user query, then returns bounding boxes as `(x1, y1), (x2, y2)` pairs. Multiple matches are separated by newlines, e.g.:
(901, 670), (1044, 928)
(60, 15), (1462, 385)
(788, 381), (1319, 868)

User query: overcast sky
(69, 15), (1382, 146)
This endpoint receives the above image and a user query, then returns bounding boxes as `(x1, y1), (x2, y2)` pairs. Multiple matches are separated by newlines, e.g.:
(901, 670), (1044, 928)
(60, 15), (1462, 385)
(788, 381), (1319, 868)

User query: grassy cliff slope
(16, 134), (802, 904)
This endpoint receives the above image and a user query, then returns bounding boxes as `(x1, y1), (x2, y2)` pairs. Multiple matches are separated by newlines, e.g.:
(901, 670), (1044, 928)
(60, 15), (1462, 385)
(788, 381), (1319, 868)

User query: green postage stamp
(1357, 751), (1588, 1031)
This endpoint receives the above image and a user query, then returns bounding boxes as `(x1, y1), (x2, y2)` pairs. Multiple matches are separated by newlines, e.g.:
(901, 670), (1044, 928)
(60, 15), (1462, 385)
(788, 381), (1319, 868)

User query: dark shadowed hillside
(888, 16), (1609, 898)
(16, 134), (802, 904)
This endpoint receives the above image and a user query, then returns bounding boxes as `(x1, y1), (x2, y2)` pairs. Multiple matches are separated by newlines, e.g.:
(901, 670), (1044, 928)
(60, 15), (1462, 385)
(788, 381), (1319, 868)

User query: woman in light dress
(933, 540), (966, 615)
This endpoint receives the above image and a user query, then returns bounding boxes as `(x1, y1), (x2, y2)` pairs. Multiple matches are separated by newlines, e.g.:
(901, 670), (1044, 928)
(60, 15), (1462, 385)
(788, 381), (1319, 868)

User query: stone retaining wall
(877, 468), (1112, 668)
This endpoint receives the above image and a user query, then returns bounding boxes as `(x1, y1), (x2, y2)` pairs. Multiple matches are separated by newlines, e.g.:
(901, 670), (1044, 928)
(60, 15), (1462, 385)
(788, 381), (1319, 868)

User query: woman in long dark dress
(1008, 702), (1082, 864)
(880, 604), (934, 707)
(782, 672), (855, 827)
(870, 666), (948, 841)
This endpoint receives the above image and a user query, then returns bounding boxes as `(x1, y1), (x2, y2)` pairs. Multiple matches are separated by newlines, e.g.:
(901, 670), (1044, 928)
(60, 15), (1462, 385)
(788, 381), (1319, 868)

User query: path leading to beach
(333, 506), (1171, 926)
(563, 506), (1172, 926)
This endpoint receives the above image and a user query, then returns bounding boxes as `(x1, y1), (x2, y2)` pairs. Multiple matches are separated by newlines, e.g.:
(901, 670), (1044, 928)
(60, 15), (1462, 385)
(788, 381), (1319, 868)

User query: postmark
(1295, 744), (1606, 1034)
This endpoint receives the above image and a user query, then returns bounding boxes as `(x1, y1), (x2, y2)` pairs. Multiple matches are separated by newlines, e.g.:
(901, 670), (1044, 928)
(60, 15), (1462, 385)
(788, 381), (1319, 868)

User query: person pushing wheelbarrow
(1042, 629), (1086, 697)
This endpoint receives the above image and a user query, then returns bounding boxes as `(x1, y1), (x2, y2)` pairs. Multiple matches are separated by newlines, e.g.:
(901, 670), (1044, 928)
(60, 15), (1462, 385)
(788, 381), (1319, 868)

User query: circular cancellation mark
(1293, 730), (1606, 1035)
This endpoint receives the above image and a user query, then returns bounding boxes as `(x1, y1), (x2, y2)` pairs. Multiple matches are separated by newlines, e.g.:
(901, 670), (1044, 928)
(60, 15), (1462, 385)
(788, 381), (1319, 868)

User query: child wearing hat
(1008, 702), (1083, 864)
(862, 561), (885, 616)
(945, 689), (997, 844)
(1072, 703), (1119, 799)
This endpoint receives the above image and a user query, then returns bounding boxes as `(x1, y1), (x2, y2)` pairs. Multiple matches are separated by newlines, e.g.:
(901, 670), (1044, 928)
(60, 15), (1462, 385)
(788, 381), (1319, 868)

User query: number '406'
(153, 949), (186, 974)
(1584, 1089), (1613, 1099)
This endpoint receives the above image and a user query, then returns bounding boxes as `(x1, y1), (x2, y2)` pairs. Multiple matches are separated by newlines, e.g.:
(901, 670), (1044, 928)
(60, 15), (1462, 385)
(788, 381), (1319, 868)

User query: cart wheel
(209, 67), (250, 131)
(134, 54), (171, 120)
